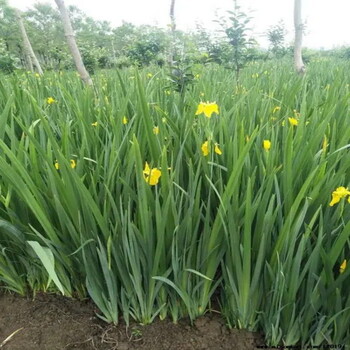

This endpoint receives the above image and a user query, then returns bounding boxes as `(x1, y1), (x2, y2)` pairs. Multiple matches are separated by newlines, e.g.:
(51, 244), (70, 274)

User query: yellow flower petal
(143, 162), (161, 185)
(54, 161), (59, 170)
(288, 117), (298, 126)
(334, 187), (350, 197)
(143, 162), (151, 176)
(329, 194), (341, 207)
(70, 159), (76, 169)
(195, 102), (219, 118)
(91, 122), (98, 127)
(47, 97), (55, 104)
(123, 116), (128, 125)
(153, 126), (159, 135)
(263, 140), (271, 151)
(329, 187), (350, 206)
(148, 168), (161, 185)
(195, 102), (205, 116)
(340, 259), (347, 274)
(201, 141), (210, 156)
(214, 143), (222, 155)
(204, 102), (219, 118)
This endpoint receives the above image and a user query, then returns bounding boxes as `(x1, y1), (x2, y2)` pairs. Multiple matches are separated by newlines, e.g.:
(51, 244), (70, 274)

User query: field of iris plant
(0, 58), (349, 347)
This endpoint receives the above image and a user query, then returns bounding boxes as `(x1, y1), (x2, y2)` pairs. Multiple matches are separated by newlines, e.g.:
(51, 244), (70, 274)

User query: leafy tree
(111, 22), (138, 57)
(0, 38), (17, 73)
(126, 26), (167, 66)
(334, 46), (350, 60)
(208, 40), (233, 65)
(217, 0), (256, 80)
(266, 21), (287, 57)
(0, 0), (22, 64)
(16, 9), (44, 74)
(25, 3), (65, 69)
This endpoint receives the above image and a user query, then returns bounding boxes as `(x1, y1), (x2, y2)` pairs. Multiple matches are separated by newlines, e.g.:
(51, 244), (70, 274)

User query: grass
(0, 58), (349, 347)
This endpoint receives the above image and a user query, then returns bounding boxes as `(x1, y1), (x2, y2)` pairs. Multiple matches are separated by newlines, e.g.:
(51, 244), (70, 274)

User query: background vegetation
(1, 1), (350, 74)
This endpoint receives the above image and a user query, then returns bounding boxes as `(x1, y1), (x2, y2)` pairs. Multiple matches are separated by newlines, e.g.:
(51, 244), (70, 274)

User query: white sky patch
(8, 0), (350, 49)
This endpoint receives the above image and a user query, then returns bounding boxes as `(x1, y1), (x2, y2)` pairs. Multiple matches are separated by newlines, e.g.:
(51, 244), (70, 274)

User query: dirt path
(0, 291), (263, 349)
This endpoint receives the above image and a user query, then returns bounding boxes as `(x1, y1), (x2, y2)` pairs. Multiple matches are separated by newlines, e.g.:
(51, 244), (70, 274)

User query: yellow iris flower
(123, 116), (128, 125)
(47, 97), (56, 104)
(214, 143), (222, 155)
(153, 126), (159, 135)
(54, 159), (76, 169)
(329, 186), (350, 206)
(91, 122), (98, 127)
(143, 162), (161, 186)
(339, 259), (347, 274)
(201, 141), (210, 156)
(195, 101), (219, 118)
(263, 140), (271, 151)
(288, 117), (298, 126)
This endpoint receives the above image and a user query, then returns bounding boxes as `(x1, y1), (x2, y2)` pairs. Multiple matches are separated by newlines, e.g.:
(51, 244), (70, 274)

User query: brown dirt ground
(0, 291), (264, 350)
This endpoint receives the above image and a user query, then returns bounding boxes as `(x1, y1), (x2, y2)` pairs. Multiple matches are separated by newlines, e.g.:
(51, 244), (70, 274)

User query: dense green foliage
(0, 0), (350, 347)
(0, 58), (349, 347)
(1, 0), (350, 75)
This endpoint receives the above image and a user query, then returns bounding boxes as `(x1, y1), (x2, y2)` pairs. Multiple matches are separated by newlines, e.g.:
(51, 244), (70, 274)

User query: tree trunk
(54, 0), (93, 86)
(26, 55), (34, 72)
(294, 0), (305, 74)
(15, 9), (43, 75)
(168, 0), (176, 66)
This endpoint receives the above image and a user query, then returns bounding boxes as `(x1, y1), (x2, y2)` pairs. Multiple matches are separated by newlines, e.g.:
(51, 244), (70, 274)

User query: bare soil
(0, 291), (263, 350)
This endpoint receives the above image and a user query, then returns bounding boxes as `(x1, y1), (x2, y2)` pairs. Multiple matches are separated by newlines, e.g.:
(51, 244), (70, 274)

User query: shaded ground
(0, 291), (263, 350)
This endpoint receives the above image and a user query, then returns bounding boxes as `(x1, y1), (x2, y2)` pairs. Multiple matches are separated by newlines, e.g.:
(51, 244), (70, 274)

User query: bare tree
(168, 0), (176, 65)
(15, 9), (43, 74)
(54, 0), (92, 85)
(294, 0), (305, 74)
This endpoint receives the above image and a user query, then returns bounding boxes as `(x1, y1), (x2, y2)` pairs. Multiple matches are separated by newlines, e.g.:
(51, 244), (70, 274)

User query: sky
(8, 0), (350, 49)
